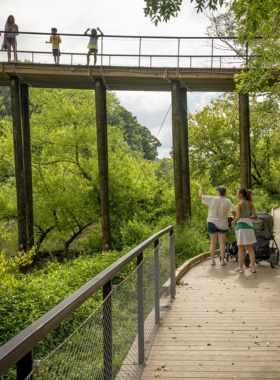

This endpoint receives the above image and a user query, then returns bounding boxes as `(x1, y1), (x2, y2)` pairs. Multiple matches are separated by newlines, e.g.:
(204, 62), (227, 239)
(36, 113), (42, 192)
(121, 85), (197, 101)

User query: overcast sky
(2, 0), (224, 157)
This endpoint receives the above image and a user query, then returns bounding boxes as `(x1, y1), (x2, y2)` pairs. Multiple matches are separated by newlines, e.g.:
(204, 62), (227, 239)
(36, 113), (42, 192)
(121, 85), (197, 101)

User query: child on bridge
(46, 28), (61, 65)
(84, 27), (103, 66)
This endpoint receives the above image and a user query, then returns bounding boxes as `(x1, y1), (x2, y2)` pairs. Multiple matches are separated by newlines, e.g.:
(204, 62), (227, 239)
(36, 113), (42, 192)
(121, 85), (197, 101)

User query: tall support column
(171, 80), (184, 225)
(10, 76), (26, 252)
(181, 89), (191, 219)
(94, 78), (111, 251)
(21, 84), (34, 251)
(238, 91), (251, 188)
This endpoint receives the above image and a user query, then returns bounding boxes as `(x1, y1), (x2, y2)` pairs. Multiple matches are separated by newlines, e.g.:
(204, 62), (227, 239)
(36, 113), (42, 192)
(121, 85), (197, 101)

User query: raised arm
(197, 183), (203, 198)
(84, 28), (90, 35)
(97, 27), (103, 36)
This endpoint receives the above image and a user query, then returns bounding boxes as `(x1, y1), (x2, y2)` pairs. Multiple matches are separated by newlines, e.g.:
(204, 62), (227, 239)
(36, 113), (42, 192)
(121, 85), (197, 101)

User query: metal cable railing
(0, 226), (175, 380)
(0, 31), (258, 68)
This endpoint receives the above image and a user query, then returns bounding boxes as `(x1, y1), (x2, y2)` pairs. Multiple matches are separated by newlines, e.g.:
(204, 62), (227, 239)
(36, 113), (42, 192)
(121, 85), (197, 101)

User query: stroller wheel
(244, 253), (250, 267)
(270, 254), (277, 269)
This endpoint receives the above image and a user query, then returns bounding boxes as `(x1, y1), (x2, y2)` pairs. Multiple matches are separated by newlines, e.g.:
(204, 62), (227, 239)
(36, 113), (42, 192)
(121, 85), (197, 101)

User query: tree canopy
(143, 0), (224, 25)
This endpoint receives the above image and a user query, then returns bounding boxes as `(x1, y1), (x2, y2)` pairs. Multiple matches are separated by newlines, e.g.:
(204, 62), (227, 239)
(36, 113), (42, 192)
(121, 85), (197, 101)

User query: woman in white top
(197, 184), (236, 266)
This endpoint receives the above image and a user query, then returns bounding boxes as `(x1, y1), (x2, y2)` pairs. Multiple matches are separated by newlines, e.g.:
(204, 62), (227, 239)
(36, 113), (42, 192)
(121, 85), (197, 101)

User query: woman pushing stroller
(232, 188), (257, 273)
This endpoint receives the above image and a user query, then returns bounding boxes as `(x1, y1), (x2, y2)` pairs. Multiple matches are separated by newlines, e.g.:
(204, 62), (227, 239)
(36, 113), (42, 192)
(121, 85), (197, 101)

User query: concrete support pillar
(238, 91), (251, 188)
(181, 89), (191, 219)
(20, 84), (34, 251)
(10, 76), (26, 251)
(171, 80), (184, 225)
(94, 78), (111, 251)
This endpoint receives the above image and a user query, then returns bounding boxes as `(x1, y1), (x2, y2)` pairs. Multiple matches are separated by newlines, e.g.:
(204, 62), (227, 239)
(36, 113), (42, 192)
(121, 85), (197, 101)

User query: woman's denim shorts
(6, 37), (16, 45)
(208, 222), (227, 234)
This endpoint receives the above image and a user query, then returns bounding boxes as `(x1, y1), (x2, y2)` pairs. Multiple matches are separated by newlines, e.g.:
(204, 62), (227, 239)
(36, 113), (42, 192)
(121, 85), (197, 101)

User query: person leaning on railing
(4, 15), (19, 63)
(197, 184), (236, 266)
(231, 188), (257, 273)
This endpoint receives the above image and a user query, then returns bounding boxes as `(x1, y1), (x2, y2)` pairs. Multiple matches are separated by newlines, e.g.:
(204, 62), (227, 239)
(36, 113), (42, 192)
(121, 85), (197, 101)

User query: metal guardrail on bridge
(0, 31), (256, 68)
(0, 226), (175, 380)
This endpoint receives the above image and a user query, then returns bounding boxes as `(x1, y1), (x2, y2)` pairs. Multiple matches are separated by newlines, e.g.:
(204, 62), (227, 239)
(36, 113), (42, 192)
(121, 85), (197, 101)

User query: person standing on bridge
(231, 188), (257, 273)
(197, 184), (236, 266)
(84, 27), (103, 66)
(46, 28), (62, 65)
(4, 15), (19, 63)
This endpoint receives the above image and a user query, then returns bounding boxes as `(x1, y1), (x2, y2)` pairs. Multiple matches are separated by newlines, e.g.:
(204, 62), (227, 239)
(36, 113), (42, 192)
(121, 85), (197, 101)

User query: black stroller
(244, 212), (279, 268)
(225, 216), (238, 262)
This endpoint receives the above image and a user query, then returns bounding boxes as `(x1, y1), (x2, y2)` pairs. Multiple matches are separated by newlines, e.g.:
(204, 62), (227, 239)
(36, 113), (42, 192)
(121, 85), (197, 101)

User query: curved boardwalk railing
(142, 207), (280, 379)
(0, 226), (175, 380)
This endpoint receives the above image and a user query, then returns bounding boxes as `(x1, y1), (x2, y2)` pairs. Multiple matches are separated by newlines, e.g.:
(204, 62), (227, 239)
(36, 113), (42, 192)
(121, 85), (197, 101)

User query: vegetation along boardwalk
(141, 207), (280, 380)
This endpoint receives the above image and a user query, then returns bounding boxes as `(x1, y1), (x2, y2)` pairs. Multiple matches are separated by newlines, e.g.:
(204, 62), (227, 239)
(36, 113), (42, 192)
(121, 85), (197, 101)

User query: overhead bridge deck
(0, 63), (241, 92)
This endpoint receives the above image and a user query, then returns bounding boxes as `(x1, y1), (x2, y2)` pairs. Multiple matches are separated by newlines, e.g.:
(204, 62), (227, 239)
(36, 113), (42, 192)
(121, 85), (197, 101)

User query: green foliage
(143, 0), (224, 24)
(108, 105), (161, 161)
(188, 92), (280, 192)
(0, 88), (164, 254)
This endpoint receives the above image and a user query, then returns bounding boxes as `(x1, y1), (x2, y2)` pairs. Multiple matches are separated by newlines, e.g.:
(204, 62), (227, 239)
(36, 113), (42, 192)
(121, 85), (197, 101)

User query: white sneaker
(210, 259), (216, 266)
(221, 259), (227, 266)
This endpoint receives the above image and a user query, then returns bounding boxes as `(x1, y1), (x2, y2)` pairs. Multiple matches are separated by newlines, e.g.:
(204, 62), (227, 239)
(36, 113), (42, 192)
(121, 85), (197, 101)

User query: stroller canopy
(255, 212), (274, 240)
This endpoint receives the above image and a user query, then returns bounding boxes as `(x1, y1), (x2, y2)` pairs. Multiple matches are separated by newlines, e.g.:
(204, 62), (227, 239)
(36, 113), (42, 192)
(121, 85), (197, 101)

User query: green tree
(0, 89), (170, 253)
(143, 0), (224, 25)
(188, 92), (280, 191)
(108, 105), (161, 161)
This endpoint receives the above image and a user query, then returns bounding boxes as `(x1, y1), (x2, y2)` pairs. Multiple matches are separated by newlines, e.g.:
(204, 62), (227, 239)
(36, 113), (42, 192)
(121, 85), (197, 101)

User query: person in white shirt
(197, 184), (236, 266)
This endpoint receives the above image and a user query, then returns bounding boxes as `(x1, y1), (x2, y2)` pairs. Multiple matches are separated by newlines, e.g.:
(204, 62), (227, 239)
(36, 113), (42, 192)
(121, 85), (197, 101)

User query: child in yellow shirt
(46, 28), (61, 65)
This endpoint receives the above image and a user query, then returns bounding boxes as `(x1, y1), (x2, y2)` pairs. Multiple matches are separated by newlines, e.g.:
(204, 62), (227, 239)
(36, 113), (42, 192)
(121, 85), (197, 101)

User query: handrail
(0, 31), (263, 39)
(0, 225), (174, 377)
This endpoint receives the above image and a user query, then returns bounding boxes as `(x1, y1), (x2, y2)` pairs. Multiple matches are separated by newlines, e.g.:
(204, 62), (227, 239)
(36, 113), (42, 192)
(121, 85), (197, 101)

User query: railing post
(211, 38), (214, 68)
(177, 38), (180, 68)
(169, 230), (176, 298)
(137, 252), (145, 364)
(190, 57), (192, 68)
(154, 239), (160, 324)
(109, 56), (111, 66)
(246, 42), (249, 65)
(220, 56), (222, 68)
(139, 38), (142, 67)
(71, 54), (73, 66)
(101, 36), (103, 66)
(103, 280), (112, 380)
(17, 350), (33, 380)
(150, 56), (152, 67)
(32, 53), (34, 63)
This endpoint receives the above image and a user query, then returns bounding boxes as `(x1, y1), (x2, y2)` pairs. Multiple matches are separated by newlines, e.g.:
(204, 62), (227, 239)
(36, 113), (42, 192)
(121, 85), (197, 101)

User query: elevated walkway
(142, 207), (280, 379)
(0, 63), (238, 92)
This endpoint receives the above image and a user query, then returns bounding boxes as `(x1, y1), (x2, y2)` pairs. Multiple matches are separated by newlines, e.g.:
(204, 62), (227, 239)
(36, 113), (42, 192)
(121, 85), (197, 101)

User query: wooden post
(171, 80), (184, 225)
(94, 78), (111, 251)
(21, 84), (34, 251)
(181, 88), (191, 219)
(10, 76), (27, 252)
(238, 91), (251, 188)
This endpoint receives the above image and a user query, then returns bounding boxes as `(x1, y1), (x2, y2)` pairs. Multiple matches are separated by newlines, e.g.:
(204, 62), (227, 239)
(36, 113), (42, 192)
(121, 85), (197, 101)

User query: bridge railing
(0, 226), (175, 380)
(0, 32), (256, 68)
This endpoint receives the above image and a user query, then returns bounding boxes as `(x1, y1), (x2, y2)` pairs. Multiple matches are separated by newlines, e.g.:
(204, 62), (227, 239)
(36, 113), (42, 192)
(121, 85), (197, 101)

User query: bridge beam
(239, 91), (251, 188)
(94, 79), (112, 251)
(10, 76), (27, 252)
(181, 89), (191, 219)
(171, 80), (185, 225)
(20, 84), (34, 251)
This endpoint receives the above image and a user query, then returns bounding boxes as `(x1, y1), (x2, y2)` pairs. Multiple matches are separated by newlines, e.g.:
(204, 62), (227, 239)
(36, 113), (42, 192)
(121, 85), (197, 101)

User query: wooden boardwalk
(141, 207), (280, 379)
